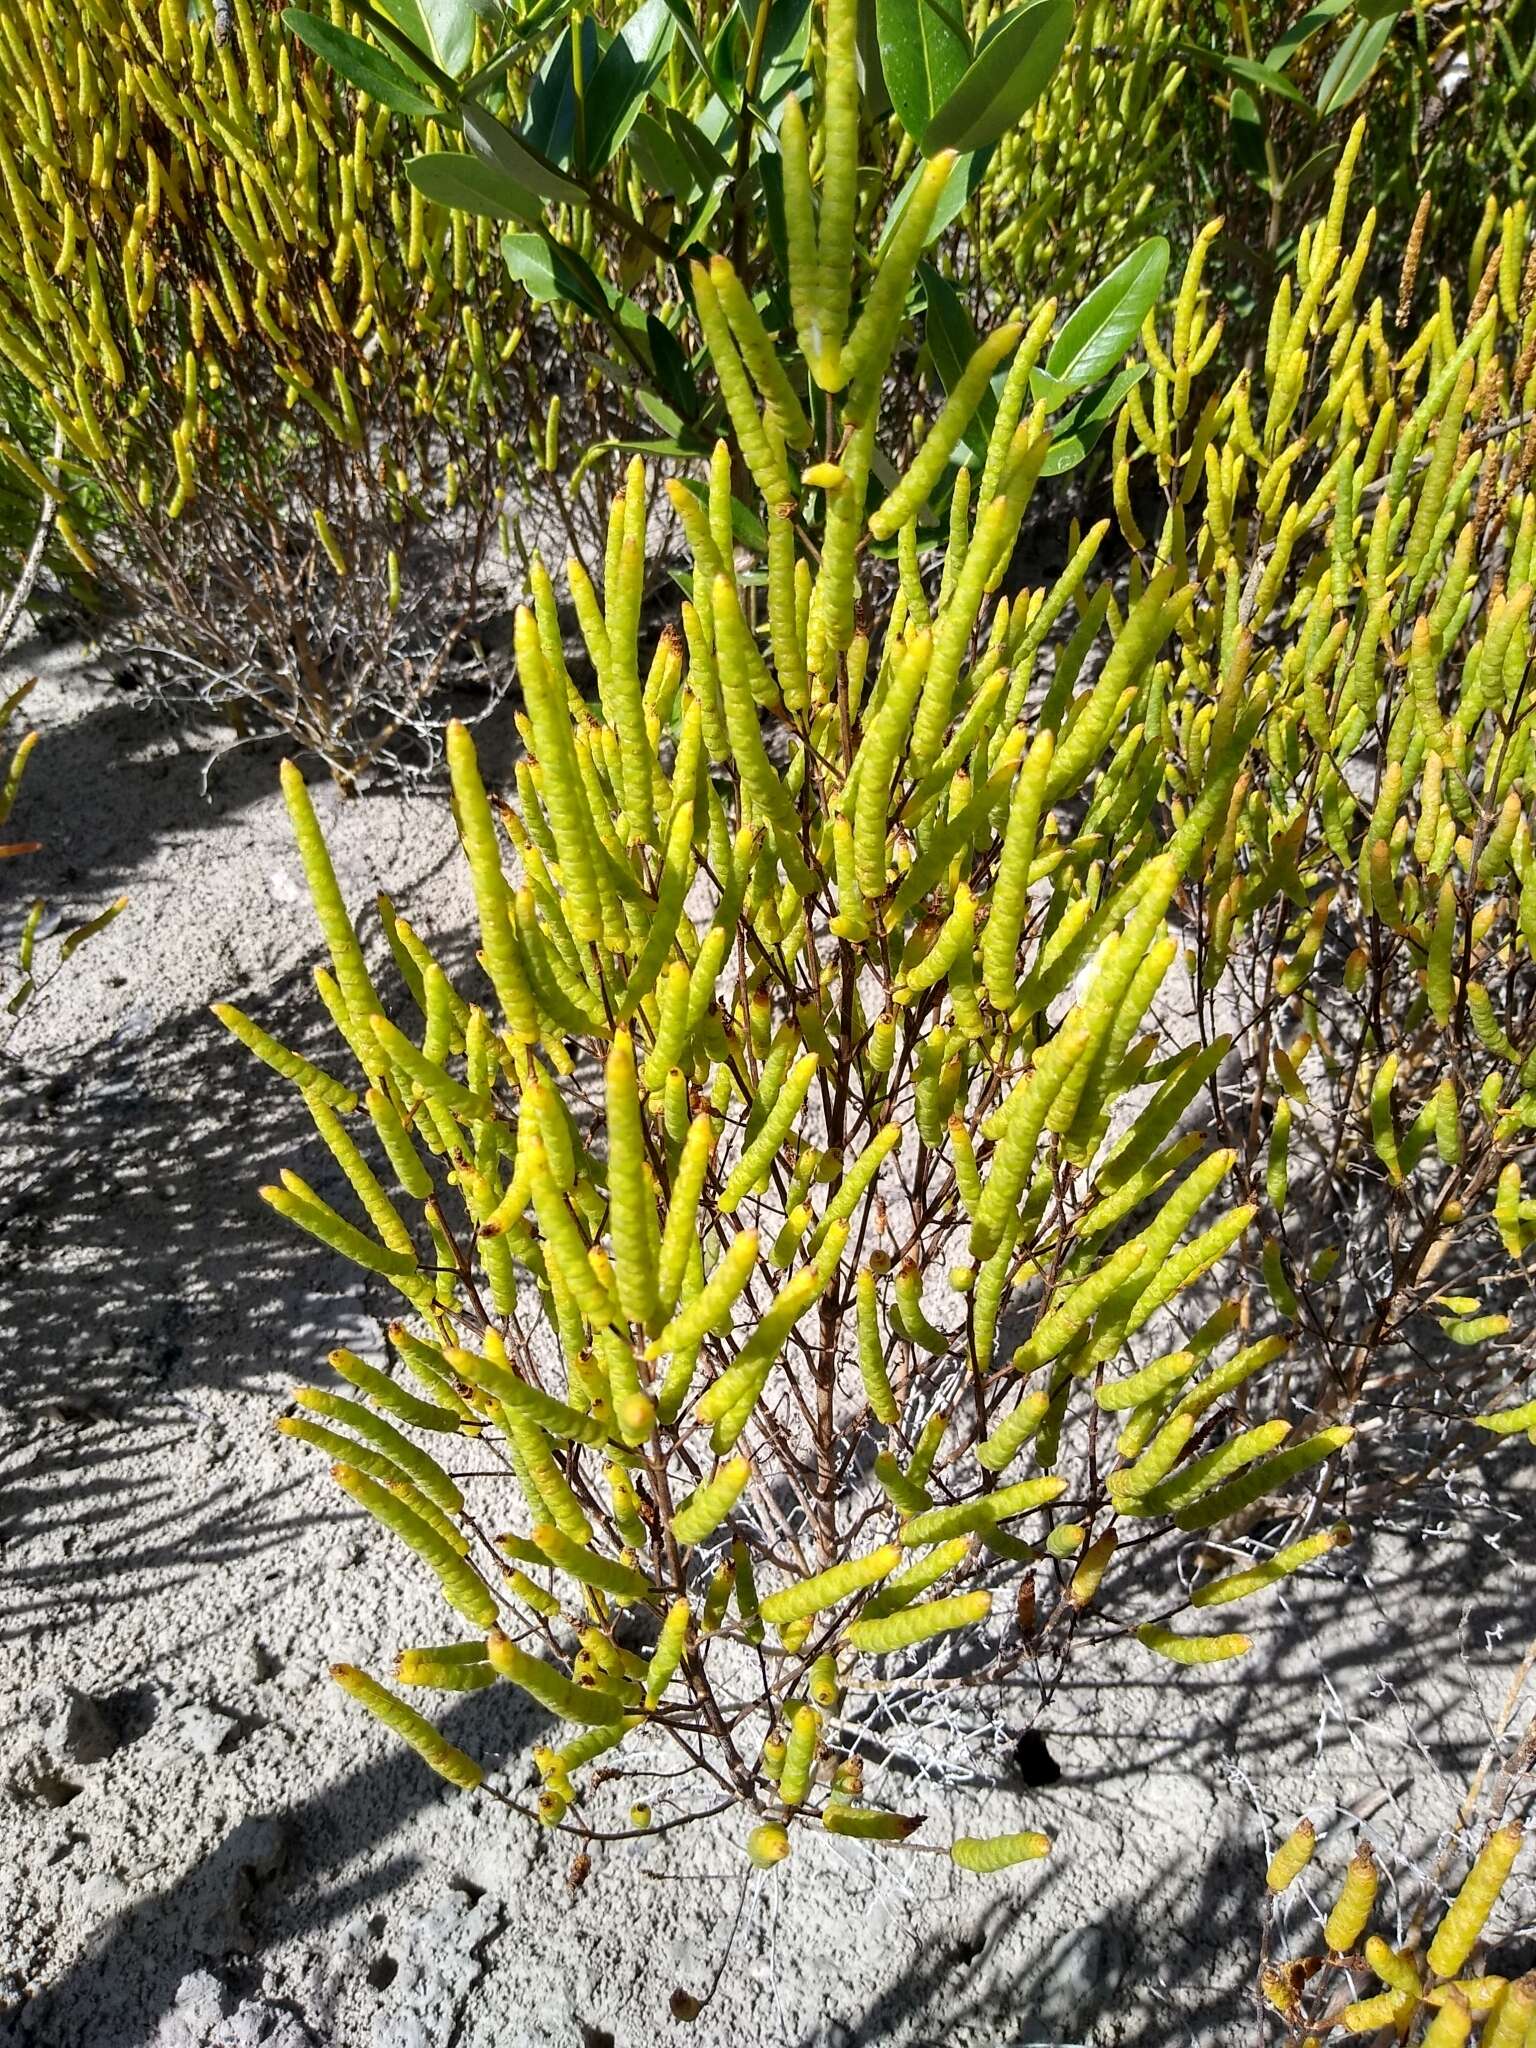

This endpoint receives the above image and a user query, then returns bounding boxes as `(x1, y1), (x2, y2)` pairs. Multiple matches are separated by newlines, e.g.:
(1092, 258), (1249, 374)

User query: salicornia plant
(226, 0), (1536, 1887)
(0, 0), (631, 774)
(1261, 1805), (1531, 2040)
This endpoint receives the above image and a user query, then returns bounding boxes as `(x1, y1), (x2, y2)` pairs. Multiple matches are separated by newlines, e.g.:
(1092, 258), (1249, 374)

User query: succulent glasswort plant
(1261, 1805), (1533, 2041)
(225, 0), (1536, 1890)
(0, 0), (634, 774)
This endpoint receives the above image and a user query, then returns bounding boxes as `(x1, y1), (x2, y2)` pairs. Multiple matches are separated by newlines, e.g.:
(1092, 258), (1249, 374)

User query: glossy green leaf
(854, 0), (893, 121)
(523, 14), (601, 168)
(676, 175), (728, 255)
(635, 390), (689, 437)
(758, 0), (814, 105)
(629, 110), (700, 198)
(462, 101), (585, 202)
(644, 312), (699, 420)
(1279, 144), (1342, 201)
(1039, 363), (1145, 475)
(924, 0), (1072, 154)
(759, 144), (791, 275)
(919, 262), (997, 458)
(502, 231), (612, 318)
(698, 6), (743, 122)
(281, 11), (439, 115)
(1315, 9), (1399, 113)
(404, 150), (541, 220)
(920, 262), (977, 396)
(1035, 236), (1169, 406)
(584, 0), (676, 169)
(664, 104), (733, 187)
(630, 103), (731, 206)
(878, 0), (970, 148)
(376, 0), (477, 77)
(324, 0), (454, 92)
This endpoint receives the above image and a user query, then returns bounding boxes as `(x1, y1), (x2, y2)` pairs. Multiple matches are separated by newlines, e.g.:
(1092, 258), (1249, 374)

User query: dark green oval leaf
(282, 10), (439, 114)
(923, 0), (1071, 153)
(663, 104), (733, 188)
(584, 0), (676, 170)
(502, 230), (612, 318)
(758, 0), (814, 107)
(878, 0), (970, 148)
(1039, 362), (1145, 476)
(375, 0), (477, 77)
(523, 14), (600, 167)
(636, 389), (686, 436)
(338, 0), (454, 92)
(1278, 143), (1342, 202)
(404, 150), (542, 220)
(645, 312), (699, 420)
(1229, 84), (1269, 184)
(1037, 235), (1169, 405)
(629, 109), (700, 198)
(919, 262), (996, 457)
(462, 99), (585, 202)
(919, 262), (976, 396)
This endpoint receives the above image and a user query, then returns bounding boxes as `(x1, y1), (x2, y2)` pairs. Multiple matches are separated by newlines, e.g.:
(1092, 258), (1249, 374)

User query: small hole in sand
(33, 1770), (84, 1809)
(1012, 1729), (1062, 1787)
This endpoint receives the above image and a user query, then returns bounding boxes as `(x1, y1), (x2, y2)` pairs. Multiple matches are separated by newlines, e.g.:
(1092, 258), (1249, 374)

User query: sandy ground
(4, 639), (1536, 2048)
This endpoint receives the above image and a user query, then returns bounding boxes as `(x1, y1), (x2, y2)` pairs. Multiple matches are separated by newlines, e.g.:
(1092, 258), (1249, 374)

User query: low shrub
(0, 0), (629, 774)
(7, 0), (1525, 782)
(224, 0), (1536, 1892)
